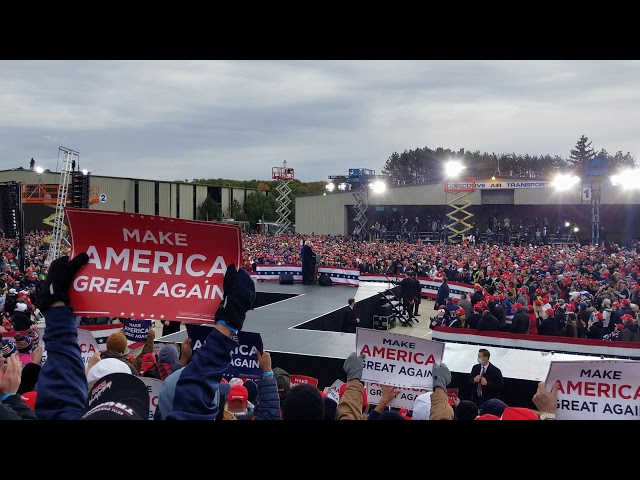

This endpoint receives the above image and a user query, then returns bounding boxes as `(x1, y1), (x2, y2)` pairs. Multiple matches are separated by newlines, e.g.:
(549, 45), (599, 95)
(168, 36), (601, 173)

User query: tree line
(190, 135), (637, 228)
(381, 135), (636, 185)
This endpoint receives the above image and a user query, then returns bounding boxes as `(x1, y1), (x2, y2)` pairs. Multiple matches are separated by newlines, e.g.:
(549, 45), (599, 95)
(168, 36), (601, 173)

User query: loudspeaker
(279, 273), (294, 285)
(318, 273), (333, 286)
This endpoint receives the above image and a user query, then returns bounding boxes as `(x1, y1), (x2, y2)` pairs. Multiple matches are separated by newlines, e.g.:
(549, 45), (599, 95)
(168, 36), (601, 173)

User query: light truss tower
(585, 157), (607, 245)
(272, 160), (294, 234)
(444, 177), (476, 243)
(48, 146), (78, 262)
(327, 168), (385, 241)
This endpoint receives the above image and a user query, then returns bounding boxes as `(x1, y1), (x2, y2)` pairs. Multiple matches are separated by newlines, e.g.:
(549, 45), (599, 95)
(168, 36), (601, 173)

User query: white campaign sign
(356, 328), (444, 389)
(365, 381), (430, 410)
(545, 360), (640, 420)
(140, 377), (163, 420)
(326, 379), (345, 404)
(77, 329), (100, 368)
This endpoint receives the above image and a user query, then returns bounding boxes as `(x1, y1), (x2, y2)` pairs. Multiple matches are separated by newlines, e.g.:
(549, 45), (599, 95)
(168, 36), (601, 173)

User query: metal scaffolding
(444, 178), (476, 243)
(271, 160), (294, 234)
(48, 147), (78, 262)
(352, 183), (369, 241)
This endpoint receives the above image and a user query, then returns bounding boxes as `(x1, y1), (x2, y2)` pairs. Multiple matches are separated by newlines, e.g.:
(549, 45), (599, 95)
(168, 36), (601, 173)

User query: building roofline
(0, 168), (258, 190)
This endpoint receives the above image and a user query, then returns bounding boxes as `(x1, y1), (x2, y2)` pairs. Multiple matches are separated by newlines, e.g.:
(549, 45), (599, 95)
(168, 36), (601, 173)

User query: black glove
(215, 264), (255, 332)
(343, 352), (365, 382)
(36, 253), (89, 311)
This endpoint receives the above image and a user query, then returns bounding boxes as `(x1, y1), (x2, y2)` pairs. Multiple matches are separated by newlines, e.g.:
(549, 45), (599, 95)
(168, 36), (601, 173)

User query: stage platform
(154, 280), (624, 407)
(158, 281), (390, 359)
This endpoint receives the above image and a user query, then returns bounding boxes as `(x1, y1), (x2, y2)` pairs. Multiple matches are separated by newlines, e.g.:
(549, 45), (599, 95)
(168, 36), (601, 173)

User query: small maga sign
(186, 324), (264, 379)
(77, 329), (100, 368)
(123, 320), (152, 342)
(140, 377), (163, 420)
(65, 208), (242, 324)
(325, 379), (345, 404)
(356, 328), (444, 389)
(545, 359), (640, 420)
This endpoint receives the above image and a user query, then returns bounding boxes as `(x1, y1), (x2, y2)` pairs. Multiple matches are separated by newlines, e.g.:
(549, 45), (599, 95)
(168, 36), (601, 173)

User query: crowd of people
(0, 227), (638, 420)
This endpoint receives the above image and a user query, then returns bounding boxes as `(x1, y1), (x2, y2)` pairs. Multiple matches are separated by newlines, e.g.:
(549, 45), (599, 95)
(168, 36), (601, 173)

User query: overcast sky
(1, 60), (638, 183)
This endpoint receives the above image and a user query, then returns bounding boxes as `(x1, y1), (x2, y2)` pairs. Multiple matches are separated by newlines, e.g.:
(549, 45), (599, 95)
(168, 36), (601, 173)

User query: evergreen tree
(569, 135), (596, 169)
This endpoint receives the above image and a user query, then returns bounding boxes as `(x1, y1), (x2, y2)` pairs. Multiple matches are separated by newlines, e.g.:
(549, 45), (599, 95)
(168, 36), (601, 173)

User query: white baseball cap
(86, 358), (132, 384)
(412, 392), (433, 420)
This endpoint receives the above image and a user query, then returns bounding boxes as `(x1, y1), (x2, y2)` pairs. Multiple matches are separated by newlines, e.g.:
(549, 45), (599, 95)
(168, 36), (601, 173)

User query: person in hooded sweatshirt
(477, 310), (500, 332)
(615, 315), (640, 342)
(588, 312), (606, 340)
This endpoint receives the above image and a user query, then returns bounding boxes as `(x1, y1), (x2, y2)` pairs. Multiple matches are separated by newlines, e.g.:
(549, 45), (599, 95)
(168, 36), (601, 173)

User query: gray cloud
(0, 60), (638, 182)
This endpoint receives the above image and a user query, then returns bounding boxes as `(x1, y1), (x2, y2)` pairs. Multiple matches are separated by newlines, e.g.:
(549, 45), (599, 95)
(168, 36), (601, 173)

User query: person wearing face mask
(469, 348), (504, 407)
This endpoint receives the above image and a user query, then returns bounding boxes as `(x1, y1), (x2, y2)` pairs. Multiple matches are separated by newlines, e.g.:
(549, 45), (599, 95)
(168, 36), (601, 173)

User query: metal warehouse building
(294, 177), (640, 243)
(0, 168), (259, 232)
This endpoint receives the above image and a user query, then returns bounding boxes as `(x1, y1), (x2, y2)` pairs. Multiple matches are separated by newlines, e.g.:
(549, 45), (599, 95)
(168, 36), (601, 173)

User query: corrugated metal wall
(294, 180), (640, 235)
(157, 183), (169, 216)
(0, 171), (255, 224)
(138, 180), (155, 215)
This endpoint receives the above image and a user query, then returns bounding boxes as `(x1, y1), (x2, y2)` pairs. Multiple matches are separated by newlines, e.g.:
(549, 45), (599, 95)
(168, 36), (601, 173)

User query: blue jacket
(34, 306), (87, 420)
(166, 327), (237, 420)
(253, 377), (281, 420)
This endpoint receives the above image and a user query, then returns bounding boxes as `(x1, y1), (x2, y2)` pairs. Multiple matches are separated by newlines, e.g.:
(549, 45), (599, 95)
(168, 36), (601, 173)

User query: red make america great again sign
(66, 208), (242, 324)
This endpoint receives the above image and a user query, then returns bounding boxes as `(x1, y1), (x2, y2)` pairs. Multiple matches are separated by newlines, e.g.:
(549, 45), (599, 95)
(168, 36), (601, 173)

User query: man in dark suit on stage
(341, 298), (359, 333)
(301, 240), (316, 285)
(469, 348), (504, 407)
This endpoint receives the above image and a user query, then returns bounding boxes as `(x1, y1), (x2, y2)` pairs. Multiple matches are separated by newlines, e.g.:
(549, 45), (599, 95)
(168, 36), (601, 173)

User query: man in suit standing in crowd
(469, 348), (504, 407)
(436, 276), (450, 310)
(341, 298), (359, 333)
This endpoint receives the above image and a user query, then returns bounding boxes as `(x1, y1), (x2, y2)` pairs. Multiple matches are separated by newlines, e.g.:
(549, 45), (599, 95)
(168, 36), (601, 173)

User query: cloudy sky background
(1, 60), (638, 183)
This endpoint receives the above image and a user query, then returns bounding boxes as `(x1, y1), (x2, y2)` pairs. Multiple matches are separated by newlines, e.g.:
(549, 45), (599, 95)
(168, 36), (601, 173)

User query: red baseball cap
(228, 385), (249, 405)
(501, 407), (539, 420)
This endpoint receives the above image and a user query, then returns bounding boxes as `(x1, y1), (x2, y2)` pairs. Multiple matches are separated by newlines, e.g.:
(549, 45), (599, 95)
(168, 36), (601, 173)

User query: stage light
(611, 169), (640, 189)
(82, 169), (89, 175)
(573, 226), (579, 232)
(551, 174), (580, 191)
(565, 221), (570, 227)
(445, 161), (464, 178)
(337, 183), (347, 191)
(325, 182), (335, 192)
(35, 166), (44, 174)
(371, 181), (386, 194)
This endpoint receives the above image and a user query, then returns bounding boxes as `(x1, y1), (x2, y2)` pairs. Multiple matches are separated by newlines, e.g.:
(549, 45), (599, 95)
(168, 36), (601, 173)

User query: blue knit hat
(158, 344), (179, 365)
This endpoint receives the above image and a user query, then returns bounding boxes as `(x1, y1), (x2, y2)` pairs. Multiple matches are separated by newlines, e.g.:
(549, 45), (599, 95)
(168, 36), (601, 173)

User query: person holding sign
(469, 348), (504, 408)
(166, 264), (276, 420)
(34, 253), (150, 420)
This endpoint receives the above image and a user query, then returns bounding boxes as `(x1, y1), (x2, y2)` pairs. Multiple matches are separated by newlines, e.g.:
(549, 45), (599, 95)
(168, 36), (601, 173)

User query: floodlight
(82, 169), (89, 175)
(372, 181), (386, 194)
(551, 174), (580, 191)
(338, 183), (347, 191)
(35, 166), (44, 174)
(565, 222), (570, 227)
(325, 182), (335, 192)
(611, 169), (640, 189)
(445, 161), (464, 178)
(573, 227), (579, 232)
